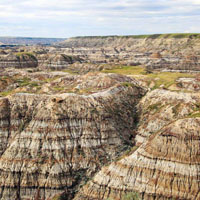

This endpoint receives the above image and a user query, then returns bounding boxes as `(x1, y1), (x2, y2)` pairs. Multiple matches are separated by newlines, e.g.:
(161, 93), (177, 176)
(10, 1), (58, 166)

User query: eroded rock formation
(74, 89), (200, 200)
(0, 76), (145, 199)
(0, 53), (38, 69)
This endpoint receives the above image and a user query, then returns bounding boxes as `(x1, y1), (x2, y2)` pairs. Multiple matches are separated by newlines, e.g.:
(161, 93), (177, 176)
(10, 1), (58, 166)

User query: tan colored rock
(75, 118), (200, 200)
(0, 80), (145, 199)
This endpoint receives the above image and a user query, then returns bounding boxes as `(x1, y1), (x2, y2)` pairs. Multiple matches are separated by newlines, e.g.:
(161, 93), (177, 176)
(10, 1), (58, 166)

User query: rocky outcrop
(59, 35), (200, 71)
(0, 53), (38, 69)
(176, 77), (200, 91)
(135, 89), (199, 145)
(0, 78), (145, 199)
(74, 89), (200, 200)
(75, 117), (200, 200)
(60, 35), (200, 51)
(38, 54), (83, 70)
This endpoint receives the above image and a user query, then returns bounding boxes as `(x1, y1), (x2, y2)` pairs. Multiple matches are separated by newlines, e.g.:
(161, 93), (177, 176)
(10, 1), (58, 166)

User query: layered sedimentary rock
(135, 89), (200, 144)
(0, 78), (145, 199)
(0, 53), (38, 68)
(60, 35), (200, 71)
(38, 54), (83, 70)
(75, 117), (200, 200)
(176, 77), (200, 91)
(74, 89), (200, 200)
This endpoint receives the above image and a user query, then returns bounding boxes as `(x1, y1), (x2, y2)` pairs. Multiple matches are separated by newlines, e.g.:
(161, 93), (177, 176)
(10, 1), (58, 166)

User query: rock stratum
(0, 33), (200, 200)
(75, 89), (200, 200)
(0, 33), (200, 72)
(59, 34), (200, 71)
(0, 72), (145, 200)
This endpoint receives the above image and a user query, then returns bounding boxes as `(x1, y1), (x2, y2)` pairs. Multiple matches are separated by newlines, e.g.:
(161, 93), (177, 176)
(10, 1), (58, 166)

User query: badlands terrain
(0, 33), (200, 200)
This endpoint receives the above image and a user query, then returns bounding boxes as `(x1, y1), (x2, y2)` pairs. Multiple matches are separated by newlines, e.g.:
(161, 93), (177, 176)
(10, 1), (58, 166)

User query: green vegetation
(16, 77), (39, 87)
(15, 52), (37, 61)
(188, 112), (200, 118)
(122, 192), (141, 200)
(172, 103), (181, 116)
(115, 146), (139, 162)
(53, 86), (65, 92)
(52, 193), (67, 200)
(0, 90), (13, 97)
(148, 103), (162, 112)
(122, 82), (136, 87)
(72, 33), (200, 39)
(102, 65), (195, 90)
(147, 72), (194, 89)
(102, 65), (145, 75)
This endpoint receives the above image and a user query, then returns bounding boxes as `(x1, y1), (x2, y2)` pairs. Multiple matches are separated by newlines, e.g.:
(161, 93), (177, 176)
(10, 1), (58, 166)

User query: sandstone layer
(74, 89), (200, 200)
(0, 76), (145, 199)
(0, 53), (38, 69)
(60, 35), (200, 71)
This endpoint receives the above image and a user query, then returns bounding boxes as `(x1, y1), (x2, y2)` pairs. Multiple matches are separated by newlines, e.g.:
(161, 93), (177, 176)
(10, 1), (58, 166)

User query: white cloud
(0, 0), (199, 37)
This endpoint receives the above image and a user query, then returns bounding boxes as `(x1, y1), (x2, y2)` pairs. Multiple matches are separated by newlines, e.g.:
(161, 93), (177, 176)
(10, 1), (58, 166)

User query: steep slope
(136, 89), (199, 144)
(0, 76), (145, 199)
(74, 89), (200, 200)
(0, 53), (38, 69)
(75, 118), (200, 200)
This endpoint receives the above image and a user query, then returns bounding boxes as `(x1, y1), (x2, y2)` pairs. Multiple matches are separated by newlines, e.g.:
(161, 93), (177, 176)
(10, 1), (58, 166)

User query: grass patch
(188, 112), (200, 118)
(73, 33), (200, 40)
(147, 72), (195, 89)
(102, 65), (195, 90)
(53, 87), (65, 91)
(43, 77), (59, 83)
(122, 192), (141, 200)
(121, 82), (136, 87)
(148, 103), (162, 111)
(15, 52), (37, 61)
(0, 90), (13, 97)
(16, 77), (39, 88)
(102, 65), (145, 75)
(62, 69), (79, 75)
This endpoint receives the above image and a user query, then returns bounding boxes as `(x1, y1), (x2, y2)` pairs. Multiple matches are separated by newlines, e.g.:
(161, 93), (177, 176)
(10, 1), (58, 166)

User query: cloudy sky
(0, 0), (200, 38)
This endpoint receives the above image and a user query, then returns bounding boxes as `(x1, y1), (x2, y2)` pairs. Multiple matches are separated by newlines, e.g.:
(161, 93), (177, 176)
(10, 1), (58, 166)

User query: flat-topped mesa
(75, 117), (200, 200)
(0, 79), (145, 199)
(0, 52), (38, 68)
(60, 34), (200, 53)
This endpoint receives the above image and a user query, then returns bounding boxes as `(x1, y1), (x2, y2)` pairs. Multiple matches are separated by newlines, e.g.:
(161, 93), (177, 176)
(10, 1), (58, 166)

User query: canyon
(0, 34), (199, 200)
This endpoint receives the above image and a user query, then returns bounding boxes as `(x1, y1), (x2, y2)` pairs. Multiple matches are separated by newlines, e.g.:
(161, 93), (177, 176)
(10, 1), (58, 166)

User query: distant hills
(0, 37), (66, 46)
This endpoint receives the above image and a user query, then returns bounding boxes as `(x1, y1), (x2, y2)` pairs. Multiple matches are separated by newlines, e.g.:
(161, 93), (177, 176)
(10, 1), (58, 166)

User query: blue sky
(0, 0), (200, 38)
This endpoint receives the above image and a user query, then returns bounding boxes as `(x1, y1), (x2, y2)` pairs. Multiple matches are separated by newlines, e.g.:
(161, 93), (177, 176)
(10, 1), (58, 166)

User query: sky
(0, 0), (200, 38)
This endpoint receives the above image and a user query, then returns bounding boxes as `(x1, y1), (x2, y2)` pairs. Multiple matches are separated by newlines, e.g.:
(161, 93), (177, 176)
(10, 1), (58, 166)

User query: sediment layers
(75, 117), (200, 200)
(74, 89), (200, 200)
(0, 53), (38, 69)
(0, 81), (145, 199)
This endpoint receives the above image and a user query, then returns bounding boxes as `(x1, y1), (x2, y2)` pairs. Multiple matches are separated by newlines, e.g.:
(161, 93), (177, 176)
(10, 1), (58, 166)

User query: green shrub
(122, 192), (141, 200)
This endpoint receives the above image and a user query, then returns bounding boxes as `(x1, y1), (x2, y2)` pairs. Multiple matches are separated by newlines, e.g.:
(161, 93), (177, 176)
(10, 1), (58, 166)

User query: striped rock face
(74, 89), (200, 200)
(0, 53), (38, 69)
(136, 89), (199, 145)
(75, 118), (200, 200)
(0, 83), (145, 199)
